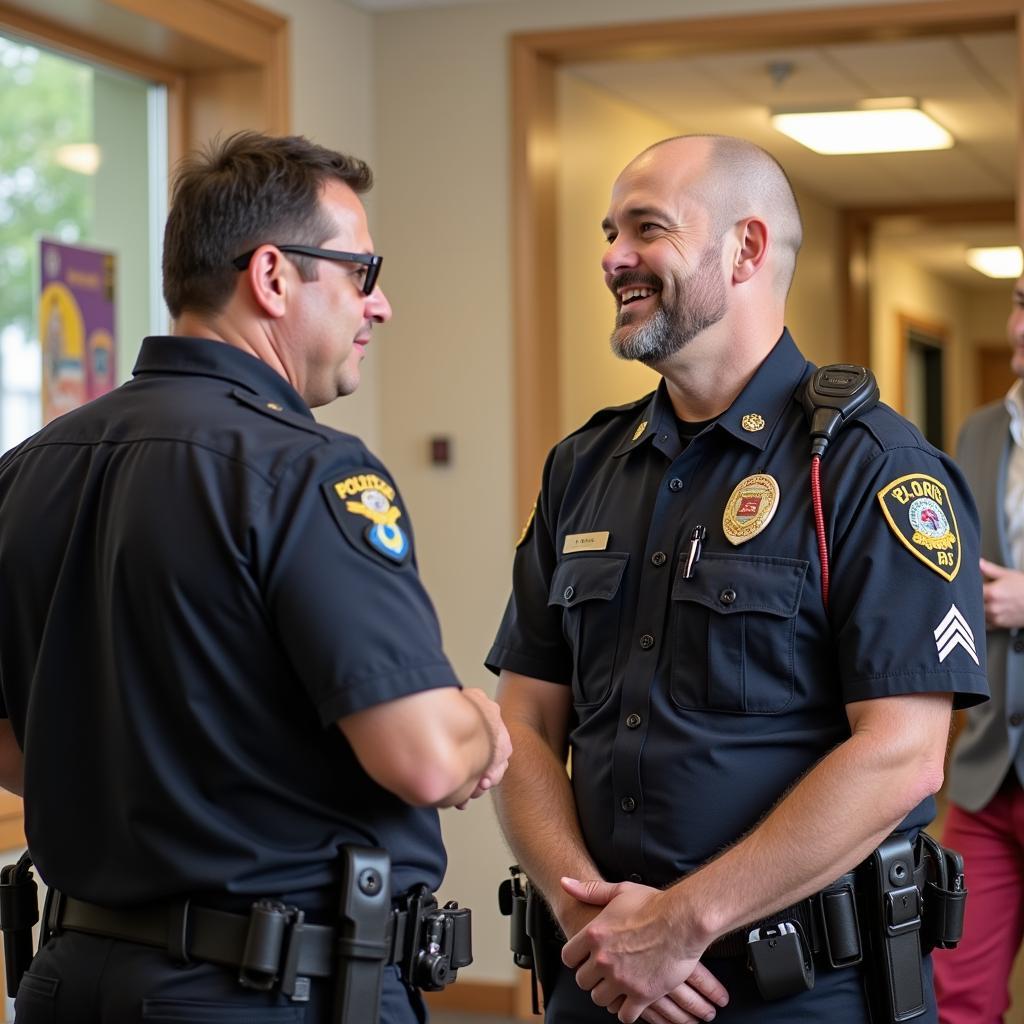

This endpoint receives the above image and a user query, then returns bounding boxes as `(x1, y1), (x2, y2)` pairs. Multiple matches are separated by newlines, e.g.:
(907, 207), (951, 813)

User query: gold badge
(631, 420), (648, 442)
(877, 473), (961, 581)
(723, 474), (780, 545)
(741, 413), (765, 432)
(563, 531), (610, 554)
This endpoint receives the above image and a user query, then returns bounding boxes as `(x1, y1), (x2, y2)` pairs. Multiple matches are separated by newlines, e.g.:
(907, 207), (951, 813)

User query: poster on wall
(39, 239), (117, 425)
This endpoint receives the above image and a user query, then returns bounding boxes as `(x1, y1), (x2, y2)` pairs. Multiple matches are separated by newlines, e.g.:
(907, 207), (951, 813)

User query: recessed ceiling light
(965, 246), (1023, 279)
(770, 98), (953, 155)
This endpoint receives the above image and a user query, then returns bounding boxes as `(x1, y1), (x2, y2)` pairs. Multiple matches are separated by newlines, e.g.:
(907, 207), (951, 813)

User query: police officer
(0, 131), (511, 1023)
(487, 135), (988, 1023)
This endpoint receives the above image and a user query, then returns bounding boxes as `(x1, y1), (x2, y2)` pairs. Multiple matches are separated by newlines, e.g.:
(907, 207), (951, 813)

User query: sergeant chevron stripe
(933, 604), (979, 666)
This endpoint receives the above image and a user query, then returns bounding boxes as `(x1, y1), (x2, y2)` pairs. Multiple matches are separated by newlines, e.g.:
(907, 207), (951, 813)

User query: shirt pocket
(548, 551), (629, 706)
(670, 552), (807, 714)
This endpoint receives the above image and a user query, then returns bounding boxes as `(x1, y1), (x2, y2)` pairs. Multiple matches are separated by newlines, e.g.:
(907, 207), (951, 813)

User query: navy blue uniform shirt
(487, 330), (988, 888)
(0, 336), (456, 907)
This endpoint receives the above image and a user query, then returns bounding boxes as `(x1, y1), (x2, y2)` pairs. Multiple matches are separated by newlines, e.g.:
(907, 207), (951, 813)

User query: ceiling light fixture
(770, 97), (953, 155)
(965, 246), (1023, 279)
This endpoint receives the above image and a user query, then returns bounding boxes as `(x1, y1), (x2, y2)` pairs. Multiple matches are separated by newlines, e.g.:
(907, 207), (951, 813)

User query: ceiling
(567, 31), (1018, 288)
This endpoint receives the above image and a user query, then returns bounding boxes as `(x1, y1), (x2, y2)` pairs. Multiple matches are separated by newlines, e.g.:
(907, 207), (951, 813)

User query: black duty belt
(55, 893), (343, 997)
(48, 883), (472, 1000)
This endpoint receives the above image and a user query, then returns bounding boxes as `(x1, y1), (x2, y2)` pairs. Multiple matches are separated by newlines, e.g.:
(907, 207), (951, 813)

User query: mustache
(610, 271), (661, 293)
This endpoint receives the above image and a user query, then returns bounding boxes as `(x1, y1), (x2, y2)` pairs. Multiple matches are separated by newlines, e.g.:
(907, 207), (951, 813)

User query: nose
(601, 236), (640, 277)
(366, 286), (392, 324)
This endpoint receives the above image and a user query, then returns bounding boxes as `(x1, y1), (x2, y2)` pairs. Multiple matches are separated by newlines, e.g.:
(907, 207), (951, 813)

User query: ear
(732, 217), (769, 284)
(243, 245), (289, 319)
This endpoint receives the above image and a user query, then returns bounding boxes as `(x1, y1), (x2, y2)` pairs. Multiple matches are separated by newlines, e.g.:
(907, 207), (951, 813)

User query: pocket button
(563, 585), (574, 601)
(639, 633), (655, 650)
(719, 588), (737, 605)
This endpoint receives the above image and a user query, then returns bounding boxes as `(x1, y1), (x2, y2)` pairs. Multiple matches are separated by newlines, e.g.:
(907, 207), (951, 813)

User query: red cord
(811, 455), (829, 610)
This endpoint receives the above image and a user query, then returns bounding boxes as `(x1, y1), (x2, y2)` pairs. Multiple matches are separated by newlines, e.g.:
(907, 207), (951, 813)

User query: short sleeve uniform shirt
(487, 331), (988, 887)
(0, 337), (457, 905)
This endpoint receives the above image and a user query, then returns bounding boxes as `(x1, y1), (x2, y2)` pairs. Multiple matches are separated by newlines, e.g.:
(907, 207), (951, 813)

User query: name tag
(562, 531), (609, 553)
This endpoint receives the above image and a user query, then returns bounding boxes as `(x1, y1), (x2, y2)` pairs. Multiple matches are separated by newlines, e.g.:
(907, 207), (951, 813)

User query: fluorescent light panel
(770, 99), (953, 155)
(966, 246), (1023, 279)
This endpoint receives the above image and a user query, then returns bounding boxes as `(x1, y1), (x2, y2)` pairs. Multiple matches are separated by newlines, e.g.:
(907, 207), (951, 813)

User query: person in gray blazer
(934, 273), (1024, 1024)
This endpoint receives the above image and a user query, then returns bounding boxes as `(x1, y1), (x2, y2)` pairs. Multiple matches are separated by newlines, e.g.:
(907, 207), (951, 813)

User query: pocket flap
(548, 552), (629, 608)
(671, 552), (807, 618)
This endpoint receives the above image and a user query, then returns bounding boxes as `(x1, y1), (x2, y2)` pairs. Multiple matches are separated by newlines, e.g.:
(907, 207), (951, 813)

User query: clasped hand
(559, 877), (728, 1024)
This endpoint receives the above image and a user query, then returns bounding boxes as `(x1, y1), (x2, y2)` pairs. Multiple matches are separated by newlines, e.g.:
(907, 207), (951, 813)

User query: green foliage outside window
(0, 36), (93, 339)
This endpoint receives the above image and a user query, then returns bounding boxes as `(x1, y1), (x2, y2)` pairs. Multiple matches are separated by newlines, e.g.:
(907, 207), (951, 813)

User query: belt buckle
(238, 899), (309, 1002)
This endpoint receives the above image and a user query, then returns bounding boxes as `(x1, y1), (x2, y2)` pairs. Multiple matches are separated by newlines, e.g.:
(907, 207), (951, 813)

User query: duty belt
(46, 884), (471, 1000)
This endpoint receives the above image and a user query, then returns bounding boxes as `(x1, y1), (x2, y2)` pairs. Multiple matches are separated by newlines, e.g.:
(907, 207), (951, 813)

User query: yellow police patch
(876, 473), (960, 581)
(327, 471), (410, 565)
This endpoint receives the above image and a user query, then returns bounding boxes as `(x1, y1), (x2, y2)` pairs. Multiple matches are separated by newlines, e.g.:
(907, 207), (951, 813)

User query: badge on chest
(722, 474), (781, 545)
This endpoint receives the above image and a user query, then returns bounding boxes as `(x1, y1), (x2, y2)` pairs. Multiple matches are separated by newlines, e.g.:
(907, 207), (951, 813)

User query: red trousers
(933, 782), (1024, 1024)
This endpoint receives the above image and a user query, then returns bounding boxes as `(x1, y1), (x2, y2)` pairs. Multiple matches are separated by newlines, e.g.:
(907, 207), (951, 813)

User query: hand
(456, 688), (512, 807)
(980, 558), (1024, 629)
(560, 878), (728, 1024)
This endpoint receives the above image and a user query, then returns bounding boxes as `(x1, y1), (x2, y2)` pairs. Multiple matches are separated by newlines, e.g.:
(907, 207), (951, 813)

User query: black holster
(0, 851), (39, 998)
(498, 865), (564, 1015)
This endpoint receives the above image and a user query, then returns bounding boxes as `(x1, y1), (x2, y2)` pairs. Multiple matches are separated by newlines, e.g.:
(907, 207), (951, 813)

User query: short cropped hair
(645, 135), (804, 296)
(162, 132), (373, 319)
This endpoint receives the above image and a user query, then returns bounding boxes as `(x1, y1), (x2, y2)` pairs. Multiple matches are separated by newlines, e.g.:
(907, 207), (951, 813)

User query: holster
(0, 851), (39, 998)
(498, 866), (564, 1015)
(857, 835), (926, 1022)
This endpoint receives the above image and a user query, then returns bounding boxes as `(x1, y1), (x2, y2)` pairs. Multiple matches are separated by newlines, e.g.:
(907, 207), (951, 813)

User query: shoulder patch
(323, 470), (411, 566)
(517, 501), (536, 548)
(876, 473), (960, 581)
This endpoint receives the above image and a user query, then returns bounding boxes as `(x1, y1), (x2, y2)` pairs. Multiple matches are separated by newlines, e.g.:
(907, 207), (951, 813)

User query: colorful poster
(39, 239), (116, 424)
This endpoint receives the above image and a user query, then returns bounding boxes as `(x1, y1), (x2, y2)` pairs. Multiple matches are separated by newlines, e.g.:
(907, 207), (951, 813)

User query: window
(0, 33), (167, 453)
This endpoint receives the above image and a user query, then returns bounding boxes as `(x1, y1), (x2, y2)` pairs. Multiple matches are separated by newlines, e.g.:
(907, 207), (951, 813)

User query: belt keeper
(167, 899), (192, 965)
(279, 908), (310, 1002)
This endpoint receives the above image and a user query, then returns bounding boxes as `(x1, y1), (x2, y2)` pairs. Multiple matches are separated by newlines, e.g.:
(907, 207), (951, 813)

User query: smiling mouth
(619, 287), (658, 306)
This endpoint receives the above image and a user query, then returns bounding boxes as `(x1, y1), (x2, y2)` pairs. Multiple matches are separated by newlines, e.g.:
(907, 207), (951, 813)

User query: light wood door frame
(511, 0), (1024, 525)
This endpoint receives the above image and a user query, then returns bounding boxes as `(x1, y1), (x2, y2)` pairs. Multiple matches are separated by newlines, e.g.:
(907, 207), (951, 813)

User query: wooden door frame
(511, 0), (1024, 524)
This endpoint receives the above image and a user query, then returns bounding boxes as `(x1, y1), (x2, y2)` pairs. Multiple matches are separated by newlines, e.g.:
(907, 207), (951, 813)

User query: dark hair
(162, 131), (373, 318)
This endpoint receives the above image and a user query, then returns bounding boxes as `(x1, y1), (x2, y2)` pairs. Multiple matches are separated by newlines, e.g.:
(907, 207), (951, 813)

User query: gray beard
(610, 248), (727, 365)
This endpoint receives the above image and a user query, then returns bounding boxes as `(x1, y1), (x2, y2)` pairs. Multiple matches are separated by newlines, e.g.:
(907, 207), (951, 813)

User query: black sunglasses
(232, 244), (383, 296)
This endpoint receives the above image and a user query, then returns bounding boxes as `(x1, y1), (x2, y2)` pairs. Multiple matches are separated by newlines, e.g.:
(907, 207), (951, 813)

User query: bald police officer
(0, 132), (510, 1023)
(488, 135), (987, 1023)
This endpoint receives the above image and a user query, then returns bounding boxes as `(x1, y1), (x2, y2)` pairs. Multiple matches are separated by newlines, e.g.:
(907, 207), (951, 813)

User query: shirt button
(629, 873), (643, 884)
(720, 589), (737, 605)
(668, 478), (684, 492)
(639, 633), (655, 650)
(1011, 712), (1024, 727)
(1014, 638), (1024, 654)
(563, 586), (575, 602)
(625, 713), (642, 729)
(651, 551), (667, 567)
(620, 796), (636, 813)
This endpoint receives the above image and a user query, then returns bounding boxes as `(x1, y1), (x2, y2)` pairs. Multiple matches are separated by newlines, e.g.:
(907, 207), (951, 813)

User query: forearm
(494, 720), (600, 916)
(664, 694), (949, 945)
